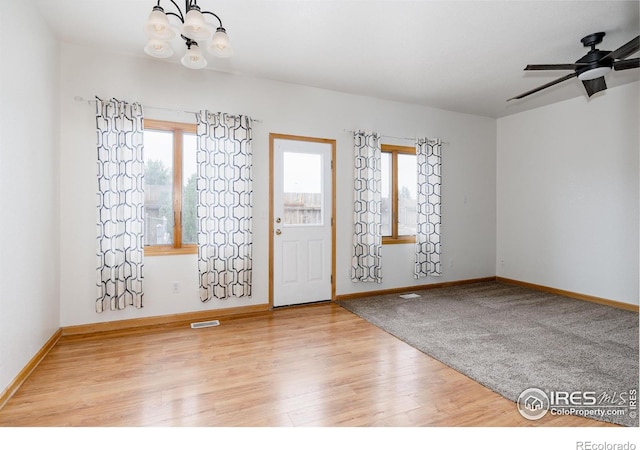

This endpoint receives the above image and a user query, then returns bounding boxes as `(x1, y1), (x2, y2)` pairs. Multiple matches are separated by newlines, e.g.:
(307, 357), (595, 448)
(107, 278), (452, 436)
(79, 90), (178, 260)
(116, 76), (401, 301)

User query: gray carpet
(337, 281), (639, 426)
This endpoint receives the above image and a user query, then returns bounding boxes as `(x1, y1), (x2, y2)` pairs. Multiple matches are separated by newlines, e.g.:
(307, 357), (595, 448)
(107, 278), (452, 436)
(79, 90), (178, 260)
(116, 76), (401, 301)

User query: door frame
(269, 133), (336, 308)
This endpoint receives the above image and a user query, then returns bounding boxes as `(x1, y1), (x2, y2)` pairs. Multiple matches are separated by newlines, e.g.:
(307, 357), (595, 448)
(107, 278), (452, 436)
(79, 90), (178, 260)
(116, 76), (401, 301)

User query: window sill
(382, 236), (416, 245)
(145, 245), (197, 256)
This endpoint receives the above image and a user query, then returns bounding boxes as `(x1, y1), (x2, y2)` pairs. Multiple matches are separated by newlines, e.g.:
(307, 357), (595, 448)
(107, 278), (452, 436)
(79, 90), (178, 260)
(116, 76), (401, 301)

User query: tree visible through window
(381, 144), (417, 244)
(143, 119), (197, 255)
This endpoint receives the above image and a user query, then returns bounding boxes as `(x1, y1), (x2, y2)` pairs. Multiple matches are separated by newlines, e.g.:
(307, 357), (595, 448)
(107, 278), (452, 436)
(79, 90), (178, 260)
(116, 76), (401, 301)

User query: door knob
(275, 229), (282, 235)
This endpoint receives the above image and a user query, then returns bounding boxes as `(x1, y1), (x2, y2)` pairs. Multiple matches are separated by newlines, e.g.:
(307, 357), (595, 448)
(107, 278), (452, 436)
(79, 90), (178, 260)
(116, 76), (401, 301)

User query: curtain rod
(344, 129), (447, 145)
(74, 96), (262, 123)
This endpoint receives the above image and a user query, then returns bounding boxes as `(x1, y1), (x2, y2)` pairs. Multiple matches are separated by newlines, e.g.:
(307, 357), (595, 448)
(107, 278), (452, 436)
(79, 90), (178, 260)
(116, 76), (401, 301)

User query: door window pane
(283, 152), (322, 225)
(143, 130), (174, 245)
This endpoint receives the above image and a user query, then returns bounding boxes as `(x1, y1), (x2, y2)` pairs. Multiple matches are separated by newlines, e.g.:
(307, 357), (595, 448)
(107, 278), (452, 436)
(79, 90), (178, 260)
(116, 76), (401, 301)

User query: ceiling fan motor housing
(575, 48), (613, 78)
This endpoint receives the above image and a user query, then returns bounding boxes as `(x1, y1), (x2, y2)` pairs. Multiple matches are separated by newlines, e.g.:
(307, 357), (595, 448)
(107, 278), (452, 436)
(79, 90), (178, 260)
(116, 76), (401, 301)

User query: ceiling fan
(508, 32), (640, 101)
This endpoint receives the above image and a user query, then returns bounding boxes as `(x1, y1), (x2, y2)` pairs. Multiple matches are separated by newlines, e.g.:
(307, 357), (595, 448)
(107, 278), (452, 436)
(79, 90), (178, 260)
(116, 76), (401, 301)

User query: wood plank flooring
(0, 302), (615, 427)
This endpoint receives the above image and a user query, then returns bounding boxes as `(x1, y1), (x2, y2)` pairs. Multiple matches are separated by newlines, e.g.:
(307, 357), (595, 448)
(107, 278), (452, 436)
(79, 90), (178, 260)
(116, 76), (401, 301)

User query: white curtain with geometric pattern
(196, 111), (253, 301)
(95, 97), (145, 312)
(414, 138), (442, 278)
(351, 130), (383, 283)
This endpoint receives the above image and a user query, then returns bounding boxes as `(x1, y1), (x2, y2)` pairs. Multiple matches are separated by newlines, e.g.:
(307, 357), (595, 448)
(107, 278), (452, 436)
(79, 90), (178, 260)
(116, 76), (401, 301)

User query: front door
(270, 134), (335, 307)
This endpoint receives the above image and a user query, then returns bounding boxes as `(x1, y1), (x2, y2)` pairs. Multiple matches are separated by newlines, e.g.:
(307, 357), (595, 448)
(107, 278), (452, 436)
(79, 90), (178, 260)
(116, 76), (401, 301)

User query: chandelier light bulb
(144, 39), (174, 58)
(144, 7), (175, 40)
(181, 44), (208, 69)
(182, 8), (213, 41)
(209, 27), (233, 57)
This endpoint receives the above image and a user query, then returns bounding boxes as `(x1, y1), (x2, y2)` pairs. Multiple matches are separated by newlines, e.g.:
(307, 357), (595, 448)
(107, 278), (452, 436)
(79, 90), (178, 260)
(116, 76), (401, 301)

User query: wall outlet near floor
(172, 282), (180, 294)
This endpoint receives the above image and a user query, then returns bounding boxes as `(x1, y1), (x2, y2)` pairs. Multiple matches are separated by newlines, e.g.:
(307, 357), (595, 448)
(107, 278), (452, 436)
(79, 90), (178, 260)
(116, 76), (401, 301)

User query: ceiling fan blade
(614, 58), (640, 71)
(603, 35), (640, 61)
(582, 77), (607, 97)
(524, 64), (585, 71)
(507, 73), (577, 101)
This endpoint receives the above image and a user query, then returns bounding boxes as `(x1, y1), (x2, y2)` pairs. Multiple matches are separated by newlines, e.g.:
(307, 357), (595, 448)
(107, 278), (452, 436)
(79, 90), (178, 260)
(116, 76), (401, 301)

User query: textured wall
(58, 44), (497, 326)
(497, 81), (640, 305)
(0, 0), (60, 396)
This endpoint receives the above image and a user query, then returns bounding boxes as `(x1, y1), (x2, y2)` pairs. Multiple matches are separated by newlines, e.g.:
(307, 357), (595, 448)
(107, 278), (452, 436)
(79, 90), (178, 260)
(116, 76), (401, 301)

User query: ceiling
(36, 0), (640, 118)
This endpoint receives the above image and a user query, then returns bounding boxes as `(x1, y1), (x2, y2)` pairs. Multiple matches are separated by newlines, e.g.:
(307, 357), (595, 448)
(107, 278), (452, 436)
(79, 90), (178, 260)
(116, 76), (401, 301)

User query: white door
(271, 135), (334, 307)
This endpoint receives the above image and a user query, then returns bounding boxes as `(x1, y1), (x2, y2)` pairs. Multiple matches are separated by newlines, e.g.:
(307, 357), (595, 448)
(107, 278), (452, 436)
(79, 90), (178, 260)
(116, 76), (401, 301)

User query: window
(381, 144), (416, 244)
(143, 119), (197, 255)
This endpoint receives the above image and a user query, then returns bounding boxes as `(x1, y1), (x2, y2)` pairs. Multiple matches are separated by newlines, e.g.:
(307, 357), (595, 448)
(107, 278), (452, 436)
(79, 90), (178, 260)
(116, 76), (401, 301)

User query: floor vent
(190, 320), (220, 329)
(399, 293), (420, 299)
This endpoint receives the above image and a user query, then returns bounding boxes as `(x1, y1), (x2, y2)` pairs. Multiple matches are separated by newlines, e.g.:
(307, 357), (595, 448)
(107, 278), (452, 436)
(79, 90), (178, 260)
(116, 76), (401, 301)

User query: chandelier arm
(163, 0), (185, 22)
(201, 11), (223, 28)
(165, 11), (184, 22)
(181, 35), (196, 46)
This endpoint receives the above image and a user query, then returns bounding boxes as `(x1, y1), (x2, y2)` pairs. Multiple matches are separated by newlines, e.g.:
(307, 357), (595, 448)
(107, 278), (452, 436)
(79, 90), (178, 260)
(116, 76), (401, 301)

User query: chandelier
(143, 1), (233, 69)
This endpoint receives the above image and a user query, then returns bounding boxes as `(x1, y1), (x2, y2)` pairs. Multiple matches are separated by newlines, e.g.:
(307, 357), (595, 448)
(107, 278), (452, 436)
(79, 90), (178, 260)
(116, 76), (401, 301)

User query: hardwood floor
(0, 302), (615, 427)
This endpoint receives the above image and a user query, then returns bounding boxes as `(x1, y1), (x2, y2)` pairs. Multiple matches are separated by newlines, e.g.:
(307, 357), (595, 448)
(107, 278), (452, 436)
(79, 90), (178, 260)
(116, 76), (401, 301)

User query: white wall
(59, 43), (497, 327)
(497, 81), (640, 306)
(0, 1), (60, 393)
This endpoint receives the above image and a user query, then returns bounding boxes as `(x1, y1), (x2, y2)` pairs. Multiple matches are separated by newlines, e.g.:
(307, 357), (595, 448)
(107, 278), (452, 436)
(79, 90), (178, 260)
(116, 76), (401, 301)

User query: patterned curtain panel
(351, 130), (383, 283)
(95, 98), (145, 312)
(415, 138), (442, 278)
(196, 111), (253, 301)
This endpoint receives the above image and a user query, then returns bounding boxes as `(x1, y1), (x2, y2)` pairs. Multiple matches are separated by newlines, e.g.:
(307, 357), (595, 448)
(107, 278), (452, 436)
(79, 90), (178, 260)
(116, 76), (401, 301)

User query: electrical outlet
(172, 282), (180, 294)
